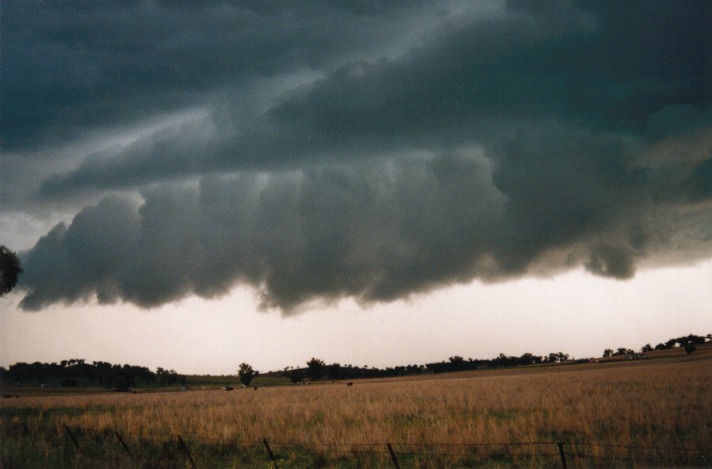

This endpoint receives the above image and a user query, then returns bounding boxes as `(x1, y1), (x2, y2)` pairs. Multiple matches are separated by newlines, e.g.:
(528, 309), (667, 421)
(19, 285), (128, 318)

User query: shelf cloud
(4, 0), (710, 312)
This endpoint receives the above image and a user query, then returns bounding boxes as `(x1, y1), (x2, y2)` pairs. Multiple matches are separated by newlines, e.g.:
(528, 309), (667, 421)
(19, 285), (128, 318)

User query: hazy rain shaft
(3, 0), (711, 312)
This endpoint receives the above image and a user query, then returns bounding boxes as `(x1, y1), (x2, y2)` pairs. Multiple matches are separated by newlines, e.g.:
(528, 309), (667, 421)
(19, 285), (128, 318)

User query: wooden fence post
(263, 438), (277, 467)
(177, 435), (198, 469)
(557, 442), (567, 469)
(387, 443), (400, 469)
(114, 431), (133, 458)
(63, 425), (79, 449)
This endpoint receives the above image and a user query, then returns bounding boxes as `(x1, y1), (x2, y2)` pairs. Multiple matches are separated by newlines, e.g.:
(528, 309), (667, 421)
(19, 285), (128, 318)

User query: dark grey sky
(1, 0), (710, 312)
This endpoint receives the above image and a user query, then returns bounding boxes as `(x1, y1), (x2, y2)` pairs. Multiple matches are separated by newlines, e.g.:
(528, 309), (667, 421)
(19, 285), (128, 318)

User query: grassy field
(2, 345), (711, 467)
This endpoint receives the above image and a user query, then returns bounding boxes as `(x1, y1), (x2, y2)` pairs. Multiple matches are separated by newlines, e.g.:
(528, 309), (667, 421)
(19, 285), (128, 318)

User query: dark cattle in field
(347, 382), (353, 387)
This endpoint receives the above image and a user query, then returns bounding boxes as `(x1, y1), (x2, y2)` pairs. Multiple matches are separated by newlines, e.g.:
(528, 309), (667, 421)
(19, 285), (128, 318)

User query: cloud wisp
(3, 0), (711, 312)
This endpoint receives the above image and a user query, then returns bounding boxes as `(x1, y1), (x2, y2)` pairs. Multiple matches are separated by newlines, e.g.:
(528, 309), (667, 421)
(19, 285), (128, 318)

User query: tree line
(603, 333), (709, 358)
(279, 333), (710, 383)
(3, 332), (707, 390)
(0, 359), (186, 391)
(278, 351), (576, 383)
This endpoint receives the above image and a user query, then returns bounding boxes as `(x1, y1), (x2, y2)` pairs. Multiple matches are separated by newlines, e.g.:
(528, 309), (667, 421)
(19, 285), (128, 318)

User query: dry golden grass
(2, 349), (711, 467)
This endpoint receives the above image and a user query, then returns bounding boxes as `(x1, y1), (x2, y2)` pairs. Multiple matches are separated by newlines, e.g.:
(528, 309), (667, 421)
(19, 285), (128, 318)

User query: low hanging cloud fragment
(585, 242), (637, 280)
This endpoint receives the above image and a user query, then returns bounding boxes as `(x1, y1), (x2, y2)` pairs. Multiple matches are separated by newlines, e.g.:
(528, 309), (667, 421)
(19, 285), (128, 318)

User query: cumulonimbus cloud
(6, 0), (712, 312)
(18, 140), (712, 312)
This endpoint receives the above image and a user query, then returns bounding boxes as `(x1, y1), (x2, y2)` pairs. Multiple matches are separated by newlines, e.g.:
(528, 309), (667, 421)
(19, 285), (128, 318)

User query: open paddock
(2, 350), (711, 467)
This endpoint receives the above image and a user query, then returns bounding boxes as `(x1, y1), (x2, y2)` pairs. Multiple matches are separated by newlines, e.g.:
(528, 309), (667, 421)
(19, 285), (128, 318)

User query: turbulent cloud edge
(17, 147), (712, 312)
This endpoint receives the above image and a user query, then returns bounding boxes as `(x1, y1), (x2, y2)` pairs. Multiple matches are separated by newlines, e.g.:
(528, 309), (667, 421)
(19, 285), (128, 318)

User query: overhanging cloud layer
(2, 0), (711, 312)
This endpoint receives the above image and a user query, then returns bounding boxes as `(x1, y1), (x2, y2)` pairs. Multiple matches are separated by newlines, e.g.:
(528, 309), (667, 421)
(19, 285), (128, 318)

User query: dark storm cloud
(5, 1), (712, 311)
(20, 154), (506, 310)
(35, 0), (711, 196)
(680, 157), (712, 201)
(1, 0), (422, 151)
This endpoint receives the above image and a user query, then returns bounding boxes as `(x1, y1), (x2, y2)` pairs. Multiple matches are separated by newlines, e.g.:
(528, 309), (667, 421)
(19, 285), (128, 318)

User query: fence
(2, 421), (709, 468)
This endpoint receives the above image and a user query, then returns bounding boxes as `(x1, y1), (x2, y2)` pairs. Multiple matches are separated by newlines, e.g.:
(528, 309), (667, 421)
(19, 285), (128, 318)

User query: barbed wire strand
(2, 420), (709, 466)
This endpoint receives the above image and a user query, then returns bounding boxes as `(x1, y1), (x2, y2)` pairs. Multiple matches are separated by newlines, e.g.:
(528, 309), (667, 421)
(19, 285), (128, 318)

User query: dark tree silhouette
(238, 362), (257, 386)
(306, 357), (326, 381)
(115, 371), (136, 392)
(517, 353), (542, 366)
(684, 342), (697, 355)
(449, 355), (466, 370)
(155, 368), (183, 386)
(1, 360), (157, 389)
(289, 369), (304, 384)
(327, 363), (342, 380)
(0, 245), (22, 297)
(614, 348), (634, 356)
(545, 352), (569, 363)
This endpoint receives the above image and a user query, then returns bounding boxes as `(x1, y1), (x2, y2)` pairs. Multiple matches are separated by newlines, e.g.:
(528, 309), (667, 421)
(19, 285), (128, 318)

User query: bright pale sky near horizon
(1, 0), (711, 375)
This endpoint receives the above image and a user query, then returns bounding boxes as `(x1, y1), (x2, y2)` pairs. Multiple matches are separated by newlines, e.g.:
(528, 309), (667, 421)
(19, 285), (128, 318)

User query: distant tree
(238, 363), (257, 386)
(306, 358), (326, 381)
(449, 356), (467, 369)
(116, 372), (136, 392)
(156, 368), (180, 386)
(684, 334), (705, 345)
(603, 349), (614, 358)
(289, 369), (304, 384)
(493, 353), (518, 367)
(326, 363), (342, 380)
(640, 344), (653, 353)
(0, 245), (23, 297)
(665, 339), (679, 349)
(545, 352), (569, 363)
(518, 353), (542, 366)
(684, 342), (697, 355)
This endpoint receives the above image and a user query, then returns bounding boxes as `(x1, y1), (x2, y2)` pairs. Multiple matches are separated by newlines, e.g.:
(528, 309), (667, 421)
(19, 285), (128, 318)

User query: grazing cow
(347, 382), (354, 387)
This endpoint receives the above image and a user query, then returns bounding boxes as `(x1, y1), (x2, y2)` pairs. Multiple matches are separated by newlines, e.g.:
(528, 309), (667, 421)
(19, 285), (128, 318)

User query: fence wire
(1, 420), (709, 468)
